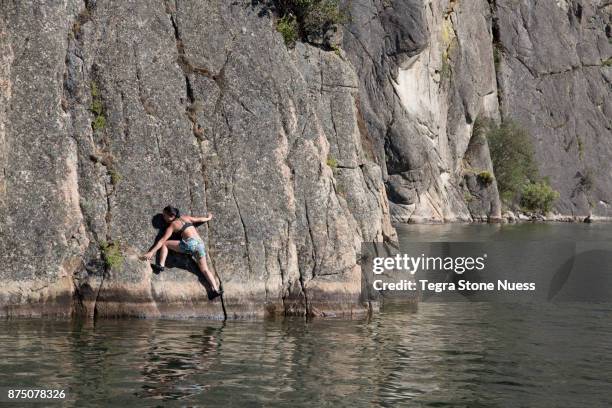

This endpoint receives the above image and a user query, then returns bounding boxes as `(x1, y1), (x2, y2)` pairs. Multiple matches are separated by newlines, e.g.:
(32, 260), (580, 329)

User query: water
(1, 224), (611, 407)
(396, 222), (612, 241)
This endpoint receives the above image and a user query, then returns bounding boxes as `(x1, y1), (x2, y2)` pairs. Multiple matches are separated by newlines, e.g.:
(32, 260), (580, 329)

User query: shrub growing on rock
(273, 0), (347, 47)
(520, 180), (560, 214)
(276, 14), (299, 47)
(480, 118), (560, 212)
(477, 170), (494, 185)
(485, 120), (538, 202)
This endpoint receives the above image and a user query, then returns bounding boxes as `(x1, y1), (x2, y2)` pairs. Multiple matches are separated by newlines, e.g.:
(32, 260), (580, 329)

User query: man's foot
(207, 288), (223, 300)
(151, 263), (165, 273)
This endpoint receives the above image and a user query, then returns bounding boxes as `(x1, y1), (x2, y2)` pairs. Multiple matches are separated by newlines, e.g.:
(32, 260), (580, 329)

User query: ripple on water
(0, 302), (611, 407)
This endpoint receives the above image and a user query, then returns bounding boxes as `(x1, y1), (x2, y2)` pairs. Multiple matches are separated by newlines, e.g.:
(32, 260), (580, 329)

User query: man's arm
(187, 213), (213, 223)
(141, 226), (173, 260)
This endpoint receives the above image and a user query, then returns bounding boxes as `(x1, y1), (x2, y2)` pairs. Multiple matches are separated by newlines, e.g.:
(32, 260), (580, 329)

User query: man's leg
(158, 244), (168, 267)
(198, 256), (220, 293)
(161, 240), (182, 267)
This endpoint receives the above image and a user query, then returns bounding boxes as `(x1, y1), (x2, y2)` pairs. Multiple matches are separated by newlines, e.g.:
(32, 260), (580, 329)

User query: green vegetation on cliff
(90, 81), (106, 131)
(520, 180), (559, 213)
(277, 15), (299, 47)
(481, 119), (559, 214)
(100, 241), (124, 270)
(477, 171), (494, 186)
(273, 0), (347, 47)
(485, 120), (537, 201)
(326, 155), (338, 169)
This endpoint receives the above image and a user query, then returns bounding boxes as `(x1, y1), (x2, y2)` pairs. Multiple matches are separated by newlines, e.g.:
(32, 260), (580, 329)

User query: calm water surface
(1, 224), (611, 407)
(396, 222), (612, 241)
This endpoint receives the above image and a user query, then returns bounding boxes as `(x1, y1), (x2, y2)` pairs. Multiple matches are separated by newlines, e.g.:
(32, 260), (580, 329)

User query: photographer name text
(373, 279), (535, 292)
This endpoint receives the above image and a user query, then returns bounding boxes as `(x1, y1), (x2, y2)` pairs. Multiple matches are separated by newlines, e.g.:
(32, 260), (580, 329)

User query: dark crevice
(92, 267), (107, 320)
(165, 1), (226, 319)
(232, 185), (254, 278)
(297, 266), (310, 316)
(63, 1), (109, 318)
(119, 91), (130, 141)
(488, 0), (504, 118)
(302, 199), (319, 277)
(262, 246), (270, 304)
(185, 75), (194, 103)
(71, 266), (88, 317)
(278, 257), (287, 314)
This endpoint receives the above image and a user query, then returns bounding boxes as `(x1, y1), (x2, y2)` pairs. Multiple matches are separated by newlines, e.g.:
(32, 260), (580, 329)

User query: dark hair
(163, 206), (180, 219)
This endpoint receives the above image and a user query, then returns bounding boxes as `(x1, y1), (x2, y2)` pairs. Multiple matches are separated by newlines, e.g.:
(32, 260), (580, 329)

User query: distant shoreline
(395, 215), (612, 225)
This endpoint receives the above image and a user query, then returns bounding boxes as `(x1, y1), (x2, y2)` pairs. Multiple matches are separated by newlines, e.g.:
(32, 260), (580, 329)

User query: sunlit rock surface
(0, 0), (609, 318)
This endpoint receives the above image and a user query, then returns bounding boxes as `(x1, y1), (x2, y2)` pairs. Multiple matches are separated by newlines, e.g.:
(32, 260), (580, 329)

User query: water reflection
(136, 323), (222, 401)
(1, 301), (611, 407)
(4, 224), (612, 406)
(396, 222), (612, 242)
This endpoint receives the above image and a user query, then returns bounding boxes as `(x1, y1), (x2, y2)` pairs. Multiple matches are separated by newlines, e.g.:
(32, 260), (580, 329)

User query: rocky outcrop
(343, 0), (503, 223)
(493, 0), (612, 217)
(0, 1), (393, 319)
(342, 0), (610, 222)
(1, 0), (610, 319)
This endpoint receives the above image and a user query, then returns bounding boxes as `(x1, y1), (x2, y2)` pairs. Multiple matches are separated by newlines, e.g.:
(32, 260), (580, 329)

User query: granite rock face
(343, 0), (610, 222)
(343, 0), (502, 223)
(0, 0), (610, 318)
(0, 0), (393, 319)
(493, 0), (612, 216)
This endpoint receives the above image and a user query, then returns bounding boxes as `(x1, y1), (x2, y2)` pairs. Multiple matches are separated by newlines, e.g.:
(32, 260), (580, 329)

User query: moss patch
(108, 168), (122, 185)
(90, 81), (106, 131)
(326, 156), (338, 169)
(100, 241), (124, 270)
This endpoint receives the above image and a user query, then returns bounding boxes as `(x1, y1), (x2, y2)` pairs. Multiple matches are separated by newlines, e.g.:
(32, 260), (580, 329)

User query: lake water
(1, 224), (611, 407)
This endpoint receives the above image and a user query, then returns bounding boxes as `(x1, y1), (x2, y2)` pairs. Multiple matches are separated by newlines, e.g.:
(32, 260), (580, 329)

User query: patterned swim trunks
(179, 237), (206, 259)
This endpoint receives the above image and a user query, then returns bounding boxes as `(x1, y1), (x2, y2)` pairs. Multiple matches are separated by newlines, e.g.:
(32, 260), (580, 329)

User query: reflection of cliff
(137, 324), (223, 401)
(2, 304), (608, 405)
(0, 1), (610, 318)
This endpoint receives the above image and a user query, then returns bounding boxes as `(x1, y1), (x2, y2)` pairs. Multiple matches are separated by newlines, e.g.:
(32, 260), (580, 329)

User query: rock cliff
(344, 0), (503, 223)
(0, 0), (610, 318)
(493, 0), (612, 217)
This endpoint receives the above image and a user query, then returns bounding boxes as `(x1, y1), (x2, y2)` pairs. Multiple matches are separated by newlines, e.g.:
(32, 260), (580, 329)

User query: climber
(140, 206), (222, 299)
